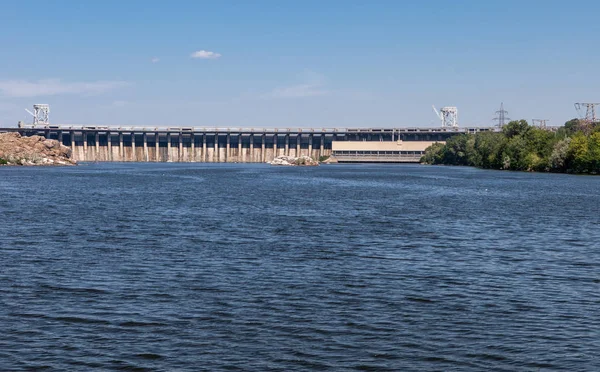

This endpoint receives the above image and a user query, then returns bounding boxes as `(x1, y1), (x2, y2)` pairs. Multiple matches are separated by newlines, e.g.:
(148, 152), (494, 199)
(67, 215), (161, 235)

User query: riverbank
(421, 119), (600, 174)
(0, 132), (76, 166)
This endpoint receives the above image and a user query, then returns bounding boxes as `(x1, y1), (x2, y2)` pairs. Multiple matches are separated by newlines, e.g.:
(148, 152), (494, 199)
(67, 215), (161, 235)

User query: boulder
(268, 155), (319, 166)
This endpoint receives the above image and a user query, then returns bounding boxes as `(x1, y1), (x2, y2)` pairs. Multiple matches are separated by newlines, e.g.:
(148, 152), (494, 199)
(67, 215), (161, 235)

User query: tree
(568, 133), (590, 173)
(503, 120), (529, 139)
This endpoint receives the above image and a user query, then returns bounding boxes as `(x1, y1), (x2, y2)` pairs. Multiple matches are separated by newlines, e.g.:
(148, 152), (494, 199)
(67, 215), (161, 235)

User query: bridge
(1, 125), (497, 163)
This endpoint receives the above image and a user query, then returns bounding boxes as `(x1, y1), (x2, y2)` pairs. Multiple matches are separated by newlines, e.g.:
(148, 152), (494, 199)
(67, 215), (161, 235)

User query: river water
(0, 163), (598, 371)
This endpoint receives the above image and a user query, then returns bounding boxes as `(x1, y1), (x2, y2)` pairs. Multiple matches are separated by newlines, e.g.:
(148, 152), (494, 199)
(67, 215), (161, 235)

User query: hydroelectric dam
(1, 126), (496, 163)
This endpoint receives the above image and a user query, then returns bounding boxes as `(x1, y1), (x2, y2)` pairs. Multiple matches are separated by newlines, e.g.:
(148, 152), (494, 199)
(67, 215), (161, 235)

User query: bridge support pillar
(226, 133), (230, 162)
(143, 133), (148, 162)
(249, 134), (254, 162)
(214, 133), (219, 162)
(95, 132), (99, 161)
(296, 134), (301, 157)
(320, 135), (324, 158)
(261, 134), (266, 163)
(131, 133), (136, 162)
(285, 134), (289, 156)
(238, 134), (242, 162)
(107, 132), (112, 161)
(178, 133), (183, 162)
(202, 134), (207, 162)
(83, 132), (88, 161)
(155, 133), (160, 162)
(273, 134), (277, 158)
(118, 132), (123, 160)
(190, 133), (195, 162)
(70, 131), (76, 160)
(308, 134), (313, 158)
(167, 133), (171, 162)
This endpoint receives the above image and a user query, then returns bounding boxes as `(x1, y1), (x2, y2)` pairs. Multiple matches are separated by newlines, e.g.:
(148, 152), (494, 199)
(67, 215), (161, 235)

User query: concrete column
(131, 133), (136, 162)
(167, 133), (171, 162)
(296, 134), (301, 157)
(107, 132), (112, 161)
(320, 134), (324, 158)
(226, 133), (230, 162)
(202, 134), (207, 162)
(95, 132), (99, 161)
(83, 132), (88, 161)
(118, 132), (123, 160)
(191, 133), (195, 162)
(214, 133), (219, 162)
(178, 133), (183, 162)
(238, 134), (242, 162)
(273, 134), (278, 158)
(261, 134), (266, 163)
(285, 134), (289, 156)
(249, 134), (254, 162)
(58, 131), (64, 146)
(70, 131), (76, 159)
(308, 134), (313, 158)
(155, 133), (160, 162)
(143, 133), (149, 162)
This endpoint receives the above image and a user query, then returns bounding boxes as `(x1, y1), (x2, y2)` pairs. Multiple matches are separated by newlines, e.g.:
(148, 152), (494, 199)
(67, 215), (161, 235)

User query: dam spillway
(2, 126), (496, 163)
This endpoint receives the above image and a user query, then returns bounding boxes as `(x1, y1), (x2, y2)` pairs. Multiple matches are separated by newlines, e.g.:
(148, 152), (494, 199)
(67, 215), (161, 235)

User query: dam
(1, 126), (495, 163)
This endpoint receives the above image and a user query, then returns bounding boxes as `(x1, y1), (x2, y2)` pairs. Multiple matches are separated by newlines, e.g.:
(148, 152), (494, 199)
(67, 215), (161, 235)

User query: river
(1, 163), (598, 371)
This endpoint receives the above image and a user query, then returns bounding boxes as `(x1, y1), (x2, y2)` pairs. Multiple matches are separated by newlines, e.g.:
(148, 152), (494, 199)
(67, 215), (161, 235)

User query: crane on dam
(432, 105), (459, 128)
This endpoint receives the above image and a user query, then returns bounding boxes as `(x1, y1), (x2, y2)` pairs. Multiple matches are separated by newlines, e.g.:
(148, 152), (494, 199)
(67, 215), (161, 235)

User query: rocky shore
(268, 155), (319, 166)
(0, 132), (76, 166)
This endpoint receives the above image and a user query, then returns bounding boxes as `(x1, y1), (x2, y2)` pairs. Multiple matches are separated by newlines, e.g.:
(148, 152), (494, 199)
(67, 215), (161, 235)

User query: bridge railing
(12, 125), (501, 133)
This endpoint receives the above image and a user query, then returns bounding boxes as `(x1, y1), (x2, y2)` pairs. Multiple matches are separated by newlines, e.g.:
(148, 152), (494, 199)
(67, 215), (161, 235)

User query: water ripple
(1, 163), (599, 371)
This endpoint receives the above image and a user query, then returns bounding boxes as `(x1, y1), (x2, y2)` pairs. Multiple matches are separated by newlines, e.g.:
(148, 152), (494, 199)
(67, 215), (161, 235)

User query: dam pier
(1, 126), (495, 163)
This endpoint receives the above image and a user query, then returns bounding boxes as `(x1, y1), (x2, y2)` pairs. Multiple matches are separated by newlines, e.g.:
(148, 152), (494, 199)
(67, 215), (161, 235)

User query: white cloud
(151, 57), (160, 63)
(0, 79), (130, 98)
(190, 50), (222, 59)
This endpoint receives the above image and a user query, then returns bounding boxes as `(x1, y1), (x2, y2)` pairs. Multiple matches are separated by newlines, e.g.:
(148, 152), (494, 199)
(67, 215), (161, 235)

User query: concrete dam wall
(3, 127), (495, 163)
(67, 132), (333, 163)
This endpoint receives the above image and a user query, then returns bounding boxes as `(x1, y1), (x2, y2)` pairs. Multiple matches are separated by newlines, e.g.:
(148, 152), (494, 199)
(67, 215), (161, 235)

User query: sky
(0, 0), (599, 128)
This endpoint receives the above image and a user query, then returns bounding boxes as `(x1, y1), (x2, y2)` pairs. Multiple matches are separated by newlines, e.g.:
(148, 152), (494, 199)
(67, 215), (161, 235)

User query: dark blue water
(1, 163), (599, 371)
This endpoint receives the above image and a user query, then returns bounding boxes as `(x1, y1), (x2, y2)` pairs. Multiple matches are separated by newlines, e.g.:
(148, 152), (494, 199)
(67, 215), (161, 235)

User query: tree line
(421, 119), (600, 174)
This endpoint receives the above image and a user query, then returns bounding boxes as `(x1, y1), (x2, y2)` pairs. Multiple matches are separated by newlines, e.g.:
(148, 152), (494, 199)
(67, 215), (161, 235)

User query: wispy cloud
(190, 50), (222, 59)
(0, 79), (130, 98)
(268, 83), (329, 98)
(151, 57), (160, 63)
(111, 100), (128, 107)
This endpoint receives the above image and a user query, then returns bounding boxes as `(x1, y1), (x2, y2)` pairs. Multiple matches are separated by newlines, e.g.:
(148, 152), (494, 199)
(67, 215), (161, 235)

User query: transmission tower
(532, 119), (549, 129)
(574, 103), (599, 124)
(493, 102), (510, 128)
(25, 104), (50, 126)
(574, 103), (599, 133)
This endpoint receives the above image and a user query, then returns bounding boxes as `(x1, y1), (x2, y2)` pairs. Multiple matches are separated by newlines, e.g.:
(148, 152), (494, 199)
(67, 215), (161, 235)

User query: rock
(268, 155), (319, 166)
(0, 132), (76, 166)
(43, 139), (57, 149)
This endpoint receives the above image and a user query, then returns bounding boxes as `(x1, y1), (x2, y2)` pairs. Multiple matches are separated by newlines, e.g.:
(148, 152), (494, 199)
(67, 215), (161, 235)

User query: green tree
(568, 133), (590, 173)
(503, 120), (529, 139)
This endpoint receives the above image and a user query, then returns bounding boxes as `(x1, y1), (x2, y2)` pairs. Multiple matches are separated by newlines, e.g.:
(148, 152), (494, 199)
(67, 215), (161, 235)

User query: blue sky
(0, 0), (599, 127)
